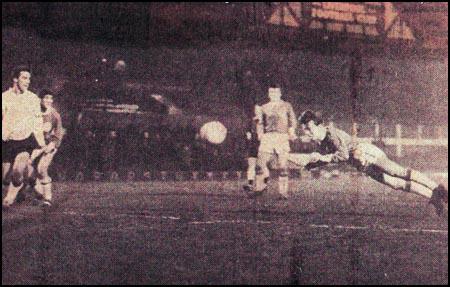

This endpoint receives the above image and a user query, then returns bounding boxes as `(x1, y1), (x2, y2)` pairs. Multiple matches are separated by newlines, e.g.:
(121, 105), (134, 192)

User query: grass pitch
(2, 176), (448, 284)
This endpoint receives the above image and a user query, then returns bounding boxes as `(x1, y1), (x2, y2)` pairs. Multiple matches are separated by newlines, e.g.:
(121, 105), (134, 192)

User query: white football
(200, 121), (227, 145)
(114, 60), (126, 71)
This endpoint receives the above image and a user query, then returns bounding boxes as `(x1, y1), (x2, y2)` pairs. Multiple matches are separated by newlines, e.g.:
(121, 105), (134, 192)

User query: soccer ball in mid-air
(114, 60), (126, 72)
(200, 121), (227, 145)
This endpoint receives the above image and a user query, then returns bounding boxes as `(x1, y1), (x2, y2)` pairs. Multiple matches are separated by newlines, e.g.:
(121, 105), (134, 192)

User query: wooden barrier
(330, 122), (447, 158)
(359, 124), (447, 158)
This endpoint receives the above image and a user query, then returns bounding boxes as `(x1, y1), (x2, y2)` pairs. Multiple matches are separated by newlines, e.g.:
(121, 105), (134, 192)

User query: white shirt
(256, 100), (297, 134)
(2, 88), (45, 146)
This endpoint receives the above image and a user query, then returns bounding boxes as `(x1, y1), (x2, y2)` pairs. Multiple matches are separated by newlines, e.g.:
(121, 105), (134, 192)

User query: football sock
(255, 173), (267, 192)
(278, 175), (289, 195)
(42, 182), (52, 202)
(247, 167), (256, 182)
(34, 179), (44, 196)
(406, 181), (433, 199)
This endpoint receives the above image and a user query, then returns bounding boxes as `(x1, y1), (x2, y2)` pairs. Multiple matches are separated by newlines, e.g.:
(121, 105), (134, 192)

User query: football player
(2, 66), (48, 207)
(28, 90), (65, 207)
(297, 110), (448, 216)
(253, 84), (297, 199)
(243, 105), (269, 192)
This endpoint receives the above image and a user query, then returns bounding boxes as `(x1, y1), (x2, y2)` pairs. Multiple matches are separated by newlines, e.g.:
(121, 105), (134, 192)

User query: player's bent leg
(34, 177), (44, 198)
(34, 158), (45, 199)
(376, 156), (439, 191)
(37, 152), (54, 178)
(244, 157), (257, 192)
(246, 157), (257, 184)
(25, 161), (37, 188)
(278, 152), (290, 198)
(3, 152), (30, 207)
(36, 153), (55, 204)
(36, 176), (52, 204)
(12, 163), (36, 204)
(254, 152), (272, 193)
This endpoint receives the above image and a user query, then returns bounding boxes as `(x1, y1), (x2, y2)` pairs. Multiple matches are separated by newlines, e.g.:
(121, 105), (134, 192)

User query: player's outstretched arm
(288, 152), (324, 167)
(53, 111), (65, 148)
(318, 153), (334, 163)
(328, 129), (350, 162)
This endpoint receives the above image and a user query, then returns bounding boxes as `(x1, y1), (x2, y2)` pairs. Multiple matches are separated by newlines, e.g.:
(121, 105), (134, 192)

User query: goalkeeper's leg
(367, 166), (446, 216)
(376, 156), (439, 191)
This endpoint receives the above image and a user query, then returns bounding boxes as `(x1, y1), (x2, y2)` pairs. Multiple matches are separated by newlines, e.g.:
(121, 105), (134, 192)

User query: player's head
(268, 84), (282, 102)
(11, 65), (31, 93)
(299, 110), (327, 142)
(39, 89), (54, 111)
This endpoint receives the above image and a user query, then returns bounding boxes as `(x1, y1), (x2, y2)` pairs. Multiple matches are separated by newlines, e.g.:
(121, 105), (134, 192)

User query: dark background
(1, 2), (448, 174)
(2, 2), (448, 122)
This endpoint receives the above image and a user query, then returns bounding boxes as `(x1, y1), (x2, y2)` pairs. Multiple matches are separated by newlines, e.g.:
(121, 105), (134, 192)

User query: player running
(2, 66), (48, 208)
(28, 90), (65, 207)
(252, 84), (297, 199)
(296, 110), (448, 216)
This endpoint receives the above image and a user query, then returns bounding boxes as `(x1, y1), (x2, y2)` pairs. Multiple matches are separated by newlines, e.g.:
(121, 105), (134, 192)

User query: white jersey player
(253, 85), (297, 199)
(2, 66), (49, 207)
(296, 110), (448, 216)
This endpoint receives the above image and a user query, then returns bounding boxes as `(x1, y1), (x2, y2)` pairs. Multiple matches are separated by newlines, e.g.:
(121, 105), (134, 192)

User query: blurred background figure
(101, 130), (119, 173)
(79, 129), (100, 174)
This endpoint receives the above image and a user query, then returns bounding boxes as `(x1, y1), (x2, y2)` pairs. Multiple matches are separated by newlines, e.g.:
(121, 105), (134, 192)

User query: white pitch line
(310, 224), (368, 231)
(297, 224), (448, 234)
(389, 228), (448, 234)
(58, 211), (448, 235)
(61, 210), (181, 221)
(189, 220), (272, 225)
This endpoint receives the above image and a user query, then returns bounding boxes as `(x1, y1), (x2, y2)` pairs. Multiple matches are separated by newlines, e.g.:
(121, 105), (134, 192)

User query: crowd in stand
(53, 126), (247, 176)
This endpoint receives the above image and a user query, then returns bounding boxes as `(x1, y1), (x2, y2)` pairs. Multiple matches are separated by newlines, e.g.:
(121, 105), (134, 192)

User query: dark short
(364, 164), (385, 183)
(2, 137), (39, 163)
(247, 139), (260, 158)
